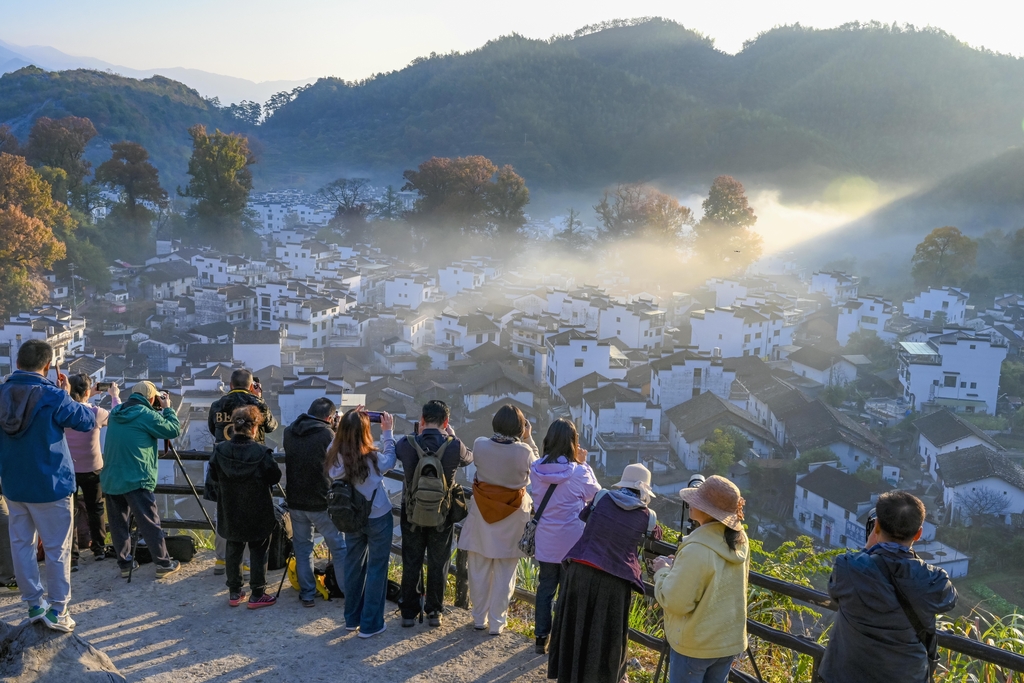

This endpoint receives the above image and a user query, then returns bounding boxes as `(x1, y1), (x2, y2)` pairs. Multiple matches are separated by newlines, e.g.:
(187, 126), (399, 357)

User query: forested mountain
(0, 66), (242, 188)
(3, 20), (1023, 192)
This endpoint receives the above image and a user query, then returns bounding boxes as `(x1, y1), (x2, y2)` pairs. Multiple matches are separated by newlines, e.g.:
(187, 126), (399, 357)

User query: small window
(755, 332), (762, 339)
(840, 535), (847, 545)
(924, 310), (931, 318)
(970, 382), (977, 389)
(823, 500), (829, 510)
(960, 382), (966, 388)
(944, 376), (957, 388)
(844, 510), (850, 520)
(476, 334), (483, 343)
(744, 334), (751, 343)
(802, 489), (808, 499)
(581, 345), (588, 352)
(574, 359), (584, 368)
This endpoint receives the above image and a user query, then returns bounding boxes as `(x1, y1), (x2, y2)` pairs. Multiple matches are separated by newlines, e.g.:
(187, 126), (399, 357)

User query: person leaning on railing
(820, 490), (958, 683)
(652, 476), (750, 683)
(547, 463), (662, 683)
(457, 404), (538, 635)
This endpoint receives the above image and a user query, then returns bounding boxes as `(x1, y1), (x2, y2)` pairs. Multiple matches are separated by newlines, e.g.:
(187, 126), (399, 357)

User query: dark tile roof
(797, 465), (887, 511)
(788, 346), (848, 372)
(558, 372), (609, 407)
(785, 400), (890, 459)
(738, 374), (809, 416)
(466, 342), (517, 363)
(234, 329), (281, 345)
(936, 446), (1024, 490)
(186, 343), (234, 364)
(914, 409), (1002, 450)
(459, 361), (535, 395)
(461, 314), (499, 334)
(664, 391), (777, 445)
(582, 382), (649, 411)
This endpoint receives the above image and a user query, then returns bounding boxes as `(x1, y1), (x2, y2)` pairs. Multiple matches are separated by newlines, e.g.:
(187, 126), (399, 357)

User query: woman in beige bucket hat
(652, 475), (750, 683)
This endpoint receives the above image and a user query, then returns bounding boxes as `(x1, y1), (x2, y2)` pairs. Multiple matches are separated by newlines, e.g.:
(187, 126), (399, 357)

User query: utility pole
(68, 262), (77, 315)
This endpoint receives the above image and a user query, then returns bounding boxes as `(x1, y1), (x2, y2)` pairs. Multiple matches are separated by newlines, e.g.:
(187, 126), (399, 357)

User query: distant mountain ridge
(0, 38), (312, 105)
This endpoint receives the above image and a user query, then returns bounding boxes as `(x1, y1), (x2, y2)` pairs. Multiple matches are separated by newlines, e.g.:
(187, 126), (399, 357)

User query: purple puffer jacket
(529, 456), (602, 564)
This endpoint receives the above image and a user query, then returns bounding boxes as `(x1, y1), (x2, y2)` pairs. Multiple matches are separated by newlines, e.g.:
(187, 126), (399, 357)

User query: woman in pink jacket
(528, 418), (601, 654)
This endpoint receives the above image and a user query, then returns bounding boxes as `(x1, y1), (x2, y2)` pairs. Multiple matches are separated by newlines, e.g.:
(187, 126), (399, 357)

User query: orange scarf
(472, 480), (525, 524)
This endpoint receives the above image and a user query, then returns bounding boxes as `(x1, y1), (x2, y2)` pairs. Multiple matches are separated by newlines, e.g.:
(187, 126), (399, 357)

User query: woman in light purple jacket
(529, 418), (601, 654)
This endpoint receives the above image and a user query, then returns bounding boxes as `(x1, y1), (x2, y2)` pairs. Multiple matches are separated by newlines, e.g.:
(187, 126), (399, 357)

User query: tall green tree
(692, 175), (762, 271)
(0, 125), (21, 156)
(95, 141), (168, 259)
(911, 226), (978, 287)
(0, 153), (71, 315)
(553, 207), (593, 252)
(177, 125), (256, 248)
(25, 116), (98, 206)
(372, 185), (406, 220)
(594, 183), (693, 241)
(485, 165), (529, 237)
(699, 428), (737, 475)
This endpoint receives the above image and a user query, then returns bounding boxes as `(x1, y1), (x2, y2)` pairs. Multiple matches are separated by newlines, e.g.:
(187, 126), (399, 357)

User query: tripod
(125, 440), (215, 583)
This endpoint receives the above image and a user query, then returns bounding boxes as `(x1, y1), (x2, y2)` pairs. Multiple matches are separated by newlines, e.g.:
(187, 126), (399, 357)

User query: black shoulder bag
(872, 554), (940, 681)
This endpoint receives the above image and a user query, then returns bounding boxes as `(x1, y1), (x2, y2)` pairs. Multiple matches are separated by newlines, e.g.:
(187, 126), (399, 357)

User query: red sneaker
(247, 593), (277, 609)
(228, 590), (247, 607)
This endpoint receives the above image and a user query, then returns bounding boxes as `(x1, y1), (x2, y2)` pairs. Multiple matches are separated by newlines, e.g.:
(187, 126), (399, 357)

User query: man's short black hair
(308, 397), (336, 420)
(421, 399), (450, 426)
(230, 368), (253, 390)
(875, 490), (926, 543)
(17, 340), (54, 372)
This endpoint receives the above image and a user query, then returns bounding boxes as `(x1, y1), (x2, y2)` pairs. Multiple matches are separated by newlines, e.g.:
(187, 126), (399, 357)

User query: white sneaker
(357, 623), (387, 639)
(28, 600), (50, 623)
(42, 608), (76, 633)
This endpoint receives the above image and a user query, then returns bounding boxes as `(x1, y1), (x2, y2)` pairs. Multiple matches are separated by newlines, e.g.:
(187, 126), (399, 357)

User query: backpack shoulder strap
(594, 489), (609, 505)
(646, 508), (658, 534)
(409, 436), (428, 459)
(433, 437), (453, 460)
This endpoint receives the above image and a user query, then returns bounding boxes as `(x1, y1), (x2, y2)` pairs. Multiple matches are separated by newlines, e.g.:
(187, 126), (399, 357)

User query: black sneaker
(301, 599), (315, 608)
(93, 550), (106, 562)
(535, 636), (548, 654)
(120, 561), (139, 578)
(401, 618), (416, 628)
(428, 612), (442, 628)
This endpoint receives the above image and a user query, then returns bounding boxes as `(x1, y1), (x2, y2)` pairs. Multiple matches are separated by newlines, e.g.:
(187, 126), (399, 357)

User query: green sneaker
(28, 601), (50, 623)
(42, 608), (75, 633)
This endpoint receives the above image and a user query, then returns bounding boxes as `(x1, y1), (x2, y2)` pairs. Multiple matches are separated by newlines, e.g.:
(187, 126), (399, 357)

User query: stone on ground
(0, 619), (125, 682)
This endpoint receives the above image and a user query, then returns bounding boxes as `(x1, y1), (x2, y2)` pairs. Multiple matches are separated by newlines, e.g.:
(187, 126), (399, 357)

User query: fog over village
(1, 11), (1023, 683)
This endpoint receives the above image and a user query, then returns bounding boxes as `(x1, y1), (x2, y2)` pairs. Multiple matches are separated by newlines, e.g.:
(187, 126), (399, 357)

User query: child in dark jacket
(206, 406), (282, 608)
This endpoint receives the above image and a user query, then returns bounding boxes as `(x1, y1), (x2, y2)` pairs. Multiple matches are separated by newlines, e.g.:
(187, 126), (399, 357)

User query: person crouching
(548, 463), (662, 683)
(206, 406), (282, 609)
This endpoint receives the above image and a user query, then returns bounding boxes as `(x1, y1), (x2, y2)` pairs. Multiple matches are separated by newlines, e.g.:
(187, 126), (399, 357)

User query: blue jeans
(343, 512), (394, 632)
(290, 509), (346, 601)
(535, 561), (563, 638)
(669, 651), (736, 683)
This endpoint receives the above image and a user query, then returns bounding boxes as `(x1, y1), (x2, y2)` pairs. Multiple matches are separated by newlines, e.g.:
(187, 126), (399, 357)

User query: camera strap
(871, 553), (939, 677)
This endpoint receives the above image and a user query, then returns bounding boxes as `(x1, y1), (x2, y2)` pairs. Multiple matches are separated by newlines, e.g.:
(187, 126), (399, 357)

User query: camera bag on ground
(404, 437), (453, 529)
(267, 503), (293, 571)
(323, 561), (344, 599)
(165, 535), (196, 562)
(327, 479), (377, 533)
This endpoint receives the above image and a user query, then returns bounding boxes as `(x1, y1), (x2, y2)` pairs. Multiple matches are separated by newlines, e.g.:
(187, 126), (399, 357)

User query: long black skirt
(548, 561), (632, 683)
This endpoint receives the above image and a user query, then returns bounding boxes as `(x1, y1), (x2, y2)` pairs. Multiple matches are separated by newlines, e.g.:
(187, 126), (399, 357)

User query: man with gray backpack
(395, 400), (472, 628)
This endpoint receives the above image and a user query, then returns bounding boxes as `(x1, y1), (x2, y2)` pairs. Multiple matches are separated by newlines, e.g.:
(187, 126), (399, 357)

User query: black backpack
(328, 478), (377, 534)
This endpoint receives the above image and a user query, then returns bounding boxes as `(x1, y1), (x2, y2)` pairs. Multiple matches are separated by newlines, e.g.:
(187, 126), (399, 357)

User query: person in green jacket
(100, 381), (183, 580)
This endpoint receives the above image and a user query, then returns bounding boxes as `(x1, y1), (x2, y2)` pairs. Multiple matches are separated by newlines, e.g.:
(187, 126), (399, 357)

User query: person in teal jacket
(101, 381), (183, 580)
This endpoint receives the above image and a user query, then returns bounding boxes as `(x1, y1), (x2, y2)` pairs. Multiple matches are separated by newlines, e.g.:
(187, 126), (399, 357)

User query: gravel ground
(0, 549), (549, 683)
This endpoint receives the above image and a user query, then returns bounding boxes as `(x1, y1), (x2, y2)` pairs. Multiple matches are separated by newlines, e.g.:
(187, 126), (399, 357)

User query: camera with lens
(681, 474), (706, 535)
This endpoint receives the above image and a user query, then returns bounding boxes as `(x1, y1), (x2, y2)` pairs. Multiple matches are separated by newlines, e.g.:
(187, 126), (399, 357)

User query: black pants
(226, 536), (271, 596)
(106, 490), (171, 568)
(399, 509), (454, 619)
(535, 560), (564, 638)
(72, 471), (105, 556)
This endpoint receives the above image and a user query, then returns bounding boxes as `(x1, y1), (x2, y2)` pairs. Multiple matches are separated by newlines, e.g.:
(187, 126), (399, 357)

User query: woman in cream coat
(457, 404), (538, 634)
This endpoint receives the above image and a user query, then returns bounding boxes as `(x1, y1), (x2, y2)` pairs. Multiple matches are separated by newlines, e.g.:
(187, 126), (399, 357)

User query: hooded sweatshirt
(0, 370), (97, 503)
(206, 436), (282, 542)
(100, 394), (181, 496)
(283, 413), (335, 512)
(654, 521), (750, 659)
(529, 456), (602, 564)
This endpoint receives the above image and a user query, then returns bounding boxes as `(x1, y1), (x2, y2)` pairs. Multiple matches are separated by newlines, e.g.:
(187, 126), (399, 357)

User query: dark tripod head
(680, 474), (706, 535)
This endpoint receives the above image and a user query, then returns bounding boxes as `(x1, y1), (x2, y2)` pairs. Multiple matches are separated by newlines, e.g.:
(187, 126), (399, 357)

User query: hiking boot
(427, 612), (442, 628)
(535, 636), (548, 654)
(247, 593), (276, 609)
(155, 560), (180, 579)
(358, 623), (387, 639)
(120, 561), (139, 578)
(42, 608), (76, 633)
(401, 618), (416, 628)
(301, 599), (315, 608)
(229, 590), (247, 607)
(214, 559), (226, 575)
(28, 601), (50, 623)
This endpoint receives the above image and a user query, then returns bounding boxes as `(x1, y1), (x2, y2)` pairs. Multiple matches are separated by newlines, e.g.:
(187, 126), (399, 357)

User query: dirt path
(0, 550), (549, 683)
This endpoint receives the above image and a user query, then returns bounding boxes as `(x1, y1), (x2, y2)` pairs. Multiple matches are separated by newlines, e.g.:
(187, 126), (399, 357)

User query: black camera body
(681, 474), (706, 535)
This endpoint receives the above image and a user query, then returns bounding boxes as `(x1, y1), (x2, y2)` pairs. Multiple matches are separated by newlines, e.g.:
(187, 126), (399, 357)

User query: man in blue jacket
(821, 490), (958, 683)
(0, 340), (96, 632)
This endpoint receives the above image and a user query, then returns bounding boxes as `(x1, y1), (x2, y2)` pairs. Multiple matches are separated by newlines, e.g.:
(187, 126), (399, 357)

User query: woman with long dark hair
(326, 407), (396, 638)
(529, 418), (600, 654)
(652, 475), (749, 683)
(457, 404), (538, 635)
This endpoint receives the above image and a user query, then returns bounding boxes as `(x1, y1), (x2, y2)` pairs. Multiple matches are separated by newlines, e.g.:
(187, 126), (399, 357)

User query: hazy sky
(3, 0), (1019, 82)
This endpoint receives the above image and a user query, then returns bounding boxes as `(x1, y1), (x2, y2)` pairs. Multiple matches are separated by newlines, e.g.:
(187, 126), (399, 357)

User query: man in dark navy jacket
(821, 490), (958, 683)
(0, 340), (96, 632)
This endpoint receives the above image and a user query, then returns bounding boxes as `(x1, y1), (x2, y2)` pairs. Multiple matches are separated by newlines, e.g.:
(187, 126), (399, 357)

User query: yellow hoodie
(653, 521), (749, 659)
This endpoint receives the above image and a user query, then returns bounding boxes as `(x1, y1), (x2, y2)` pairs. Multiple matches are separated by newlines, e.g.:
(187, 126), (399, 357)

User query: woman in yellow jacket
(652, 475), (749, 683)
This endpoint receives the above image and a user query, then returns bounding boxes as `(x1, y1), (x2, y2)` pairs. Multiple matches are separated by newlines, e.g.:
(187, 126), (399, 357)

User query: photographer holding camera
(208, 369), (278, 576)
(820, 490), (958, 683)
(282, 398), (347, 607)
(101, 381), (182, 580)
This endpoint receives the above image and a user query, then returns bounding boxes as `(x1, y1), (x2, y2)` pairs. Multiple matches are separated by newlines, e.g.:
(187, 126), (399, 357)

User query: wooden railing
(156, 450), (1024, 683)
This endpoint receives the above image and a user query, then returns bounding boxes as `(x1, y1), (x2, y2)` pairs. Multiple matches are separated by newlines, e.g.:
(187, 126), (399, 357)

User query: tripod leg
(276, 550), (293, 599)
(164, 440), (216, 532)
(127, 513), (139, 583)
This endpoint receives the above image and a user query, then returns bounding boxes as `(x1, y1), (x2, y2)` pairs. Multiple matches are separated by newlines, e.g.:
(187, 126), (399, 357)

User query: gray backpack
(404, 437), (453, 530)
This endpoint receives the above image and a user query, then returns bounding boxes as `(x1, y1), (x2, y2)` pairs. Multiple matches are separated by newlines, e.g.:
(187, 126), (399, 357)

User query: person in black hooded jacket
(282, 398), (347, 607)
(206, 406), (282, 609)
(820, 490), (957, 683)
